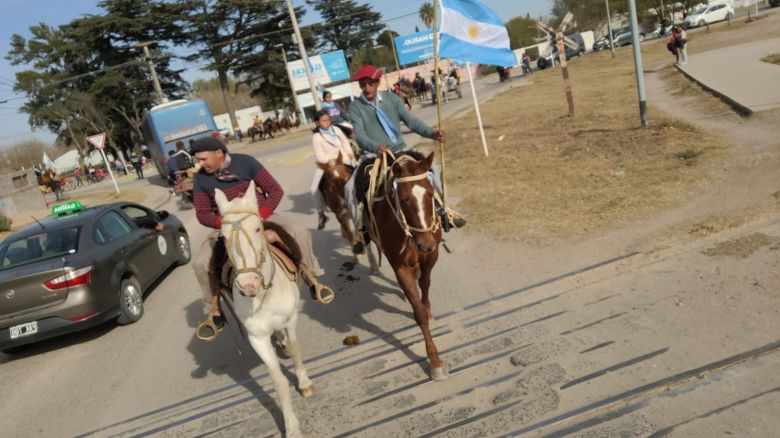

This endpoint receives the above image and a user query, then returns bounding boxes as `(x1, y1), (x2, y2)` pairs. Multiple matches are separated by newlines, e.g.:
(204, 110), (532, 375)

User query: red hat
(353, 64), (383, 81)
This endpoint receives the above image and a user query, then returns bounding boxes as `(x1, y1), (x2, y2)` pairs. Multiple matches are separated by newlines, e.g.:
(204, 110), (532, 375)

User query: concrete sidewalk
(678, 37), (780, 113)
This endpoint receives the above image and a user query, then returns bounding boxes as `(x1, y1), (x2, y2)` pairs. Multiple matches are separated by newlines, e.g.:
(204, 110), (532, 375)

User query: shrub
(0, 213), (12, 232)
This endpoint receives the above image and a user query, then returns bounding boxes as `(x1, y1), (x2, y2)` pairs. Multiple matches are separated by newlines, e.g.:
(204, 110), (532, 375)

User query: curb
(674, 65), (753, 116)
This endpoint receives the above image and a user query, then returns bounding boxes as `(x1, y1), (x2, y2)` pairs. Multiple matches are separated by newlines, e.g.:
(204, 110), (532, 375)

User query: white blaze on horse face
(411, 184), (429, 229)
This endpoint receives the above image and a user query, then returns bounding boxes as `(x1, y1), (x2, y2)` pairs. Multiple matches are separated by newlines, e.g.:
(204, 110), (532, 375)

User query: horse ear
(245, 180), (257, 199)
(423, 152), (435, 170)
(214, 189), (229, 212)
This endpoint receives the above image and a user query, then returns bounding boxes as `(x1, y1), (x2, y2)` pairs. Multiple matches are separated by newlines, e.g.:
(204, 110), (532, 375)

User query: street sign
(86, 132), (120, 195)
(86, 133), (107, 150)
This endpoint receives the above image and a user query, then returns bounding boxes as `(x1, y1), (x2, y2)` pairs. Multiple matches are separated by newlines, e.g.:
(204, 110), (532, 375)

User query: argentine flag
(438, 0), (516, 67)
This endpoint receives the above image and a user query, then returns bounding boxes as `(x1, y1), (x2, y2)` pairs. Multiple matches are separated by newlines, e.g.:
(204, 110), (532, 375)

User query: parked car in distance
(612, 26), (646, 47)
(683, 3), (734, 28)
(537, 33), (586, 70)
(0, 201), (190, 353)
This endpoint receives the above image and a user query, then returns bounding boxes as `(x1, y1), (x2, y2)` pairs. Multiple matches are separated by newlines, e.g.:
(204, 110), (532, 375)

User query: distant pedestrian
(73, 167), (83, 186)
(676, 27), (688, 65)
(131, 154), (144, 179)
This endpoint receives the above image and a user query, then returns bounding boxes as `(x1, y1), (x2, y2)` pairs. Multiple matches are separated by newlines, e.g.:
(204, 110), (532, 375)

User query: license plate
(10, 321), (38, 339)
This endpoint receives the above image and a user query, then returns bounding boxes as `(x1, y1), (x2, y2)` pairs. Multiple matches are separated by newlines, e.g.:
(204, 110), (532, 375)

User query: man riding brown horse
(345, 64), (465, 254)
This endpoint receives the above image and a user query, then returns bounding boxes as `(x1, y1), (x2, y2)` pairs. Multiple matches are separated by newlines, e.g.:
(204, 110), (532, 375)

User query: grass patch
(761, 53), (780, 65)
(425, 43), (731, 242)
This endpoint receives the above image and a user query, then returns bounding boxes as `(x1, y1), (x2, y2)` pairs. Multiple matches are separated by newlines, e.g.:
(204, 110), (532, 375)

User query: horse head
(391, 152), (439, 254)
(214, 181), (271, 297)
(318, 152), (351, 188)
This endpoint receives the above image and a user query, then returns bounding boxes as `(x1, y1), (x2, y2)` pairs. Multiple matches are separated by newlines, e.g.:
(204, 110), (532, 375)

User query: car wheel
(726, 12), (733, 20)
(639, 34), (645, 42)
(699, 20), (706, 27)
(117, 277), (144, 325)
(175, 231), (191, 266)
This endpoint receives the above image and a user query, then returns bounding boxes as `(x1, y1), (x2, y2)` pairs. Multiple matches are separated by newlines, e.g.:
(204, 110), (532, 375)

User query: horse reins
(220, 209), (275, 292)
(366, 153), (441, 255)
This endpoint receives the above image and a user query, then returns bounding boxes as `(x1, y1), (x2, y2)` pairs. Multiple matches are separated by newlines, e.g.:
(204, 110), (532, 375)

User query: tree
(375, 30), (399, 51)
(172, 0), (306, 128)
(305, 0), (385, 61)
(0, 139), (59, 171)
(6, 0), (188, 164)
(419, 2), (435, 28)
(505, 16), (539, 50)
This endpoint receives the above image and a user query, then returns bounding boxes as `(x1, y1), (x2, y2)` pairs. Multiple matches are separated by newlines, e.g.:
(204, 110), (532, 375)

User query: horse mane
(354, 150), (428, 205)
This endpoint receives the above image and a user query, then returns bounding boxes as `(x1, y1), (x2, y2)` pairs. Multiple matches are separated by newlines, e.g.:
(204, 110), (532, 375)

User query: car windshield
(0, 226), (80, 270)
(692, 5), (708, 14)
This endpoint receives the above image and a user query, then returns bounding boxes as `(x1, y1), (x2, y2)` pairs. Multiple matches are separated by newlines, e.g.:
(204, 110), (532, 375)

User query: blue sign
(394, 31), (435, 66)
(287, 50), (350, 91)
(320, 50), (350, 82)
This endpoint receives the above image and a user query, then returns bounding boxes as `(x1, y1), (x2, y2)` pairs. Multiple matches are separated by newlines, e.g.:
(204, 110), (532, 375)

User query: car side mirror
(156, 210), (170, 220)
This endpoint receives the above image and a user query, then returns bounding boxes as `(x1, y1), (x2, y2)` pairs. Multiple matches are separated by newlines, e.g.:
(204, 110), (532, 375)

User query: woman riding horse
(310, 110), (357, 232)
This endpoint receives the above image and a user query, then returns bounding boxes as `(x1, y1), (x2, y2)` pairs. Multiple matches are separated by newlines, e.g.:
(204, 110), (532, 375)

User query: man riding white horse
(345, 64), (466, 254)
(190, 135), (325, 340)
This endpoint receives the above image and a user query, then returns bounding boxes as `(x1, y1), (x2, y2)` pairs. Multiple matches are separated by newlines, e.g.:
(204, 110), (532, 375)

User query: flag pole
(432, 0), (448, 205)
(465, 62), (489, 157)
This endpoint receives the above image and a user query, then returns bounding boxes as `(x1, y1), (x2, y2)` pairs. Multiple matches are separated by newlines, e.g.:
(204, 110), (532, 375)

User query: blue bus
(140, 99), (218, 179)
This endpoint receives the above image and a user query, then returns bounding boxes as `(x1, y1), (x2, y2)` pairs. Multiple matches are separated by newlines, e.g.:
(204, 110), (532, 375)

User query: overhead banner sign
(287, 50), (350, 92)
(394, 30), (435, 66)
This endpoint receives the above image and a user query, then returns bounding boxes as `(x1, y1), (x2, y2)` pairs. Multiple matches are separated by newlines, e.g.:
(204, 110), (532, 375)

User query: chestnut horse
(319, 153), (379, 273)
(356, 151), (447, 380)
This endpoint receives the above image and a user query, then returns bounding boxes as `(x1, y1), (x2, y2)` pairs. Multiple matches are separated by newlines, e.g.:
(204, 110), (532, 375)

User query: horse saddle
(263, 221), (302, 282)
(210, 221), (302, 290)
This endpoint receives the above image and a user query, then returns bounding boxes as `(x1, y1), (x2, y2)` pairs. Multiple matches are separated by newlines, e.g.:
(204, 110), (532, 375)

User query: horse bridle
(392, 171), (441, 236)
(220, 209), (274, 292)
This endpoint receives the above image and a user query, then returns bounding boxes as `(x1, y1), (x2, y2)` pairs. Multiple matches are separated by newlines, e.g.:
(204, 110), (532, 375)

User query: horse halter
(220, 209), (274, 292)
(392, 171), (441, 236)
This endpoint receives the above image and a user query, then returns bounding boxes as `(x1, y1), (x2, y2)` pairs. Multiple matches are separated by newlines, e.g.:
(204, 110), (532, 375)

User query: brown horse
(357, 151), (447, 380)
(279, 117), (292, 133)
(39, 169), (63, 201)
(247, 124), (265, 142)
(319, 153), (379, 273)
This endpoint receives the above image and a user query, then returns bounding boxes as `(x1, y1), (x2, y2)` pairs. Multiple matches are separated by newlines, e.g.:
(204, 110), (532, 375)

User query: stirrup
(309, 282), (335, 304)
(195, 314), (224, 342)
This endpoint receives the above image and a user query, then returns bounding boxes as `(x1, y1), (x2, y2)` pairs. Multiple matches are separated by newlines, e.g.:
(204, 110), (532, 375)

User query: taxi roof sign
(52, 201), (84, 216)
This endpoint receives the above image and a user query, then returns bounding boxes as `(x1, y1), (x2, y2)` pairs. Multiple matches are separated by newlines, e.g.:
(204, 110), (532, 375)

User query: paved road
(1, 72), (778, 438)
(678, 37), (780, 113)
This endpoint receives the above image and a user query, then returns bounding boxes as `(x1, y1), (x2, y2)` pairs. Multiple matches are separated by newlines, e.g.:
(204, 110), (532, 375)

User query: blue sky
(0, 0), (551, 146)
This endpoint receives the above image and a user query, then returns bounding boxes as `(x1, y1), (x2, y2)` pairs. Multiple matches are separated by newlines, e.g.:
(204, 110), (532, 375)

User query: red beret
(353, 65), (383, 81)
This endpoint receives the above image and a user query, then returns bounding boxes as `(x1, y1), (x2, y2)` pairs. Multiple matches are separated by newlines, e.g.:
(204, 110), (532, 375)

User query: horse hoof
(431, 366), (449, 381)
(300, 384), (315, 398)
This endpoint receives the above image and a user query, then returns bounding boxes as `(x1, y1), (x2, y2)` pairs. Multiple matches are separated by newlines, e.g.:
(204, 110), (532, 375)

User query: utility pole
(605, 0), (615, 59)
(285, 0), (321, 111)
(627, 0), (649, 127)
(280, 47), (303, 123)
(537, 13), (577, 117)
(137, 41), (166, 104)
(389, 32), (401, 73)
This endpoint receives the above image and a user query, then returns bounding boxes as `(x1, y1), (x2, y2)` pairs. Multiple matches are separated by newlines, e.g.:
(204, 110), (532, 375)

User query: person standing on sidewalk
(130, 153), (144, 179)
(676, 27), (688, 65)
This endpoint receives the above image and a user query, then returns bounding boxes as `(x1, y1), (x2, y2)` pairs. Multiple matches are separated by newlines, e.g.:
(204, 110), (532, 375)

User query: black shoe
(452, 215), (467, 229)
(352, 241), (364, 255)
(317, 215), (329, 230)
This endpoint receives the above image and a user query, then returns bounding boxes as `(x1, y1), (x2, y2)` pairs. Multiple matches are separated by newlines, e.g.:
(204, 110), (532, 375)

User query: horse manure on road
(343, 335), (360, 346)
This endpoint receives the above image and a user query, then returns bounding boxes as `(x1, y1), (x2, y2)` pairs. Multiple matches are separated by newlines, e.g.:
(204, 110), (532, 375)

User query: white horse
(214, 181), (313, 438)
